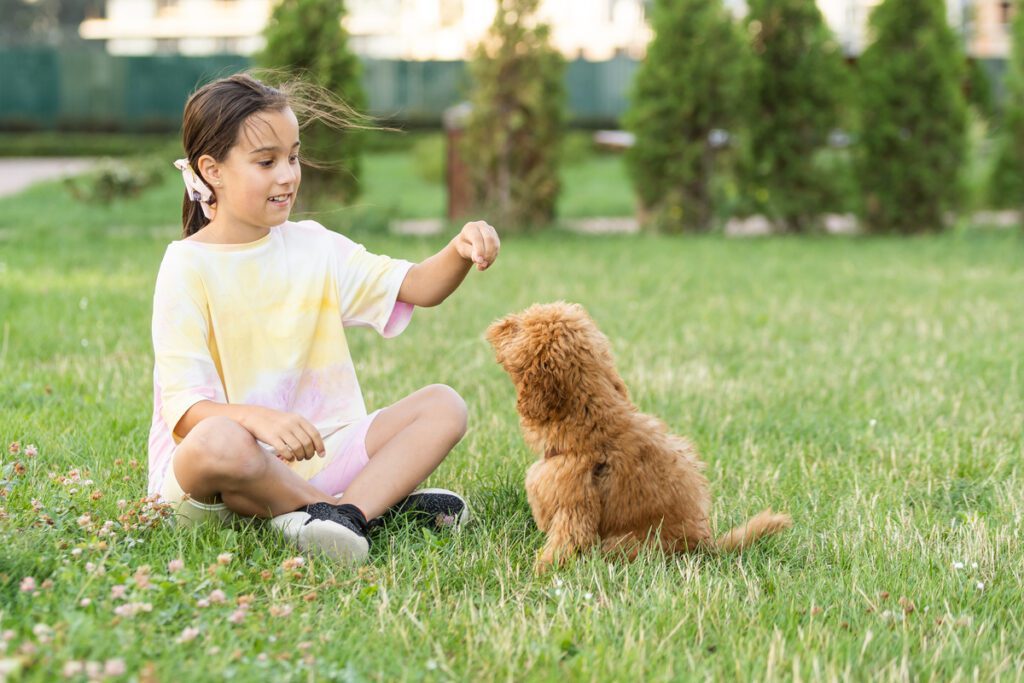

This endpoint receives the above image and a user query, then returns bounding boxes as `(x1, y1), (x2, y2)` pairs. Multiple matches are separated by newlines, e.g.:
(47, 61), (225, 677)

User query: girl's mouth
(269, 193), (292, 207)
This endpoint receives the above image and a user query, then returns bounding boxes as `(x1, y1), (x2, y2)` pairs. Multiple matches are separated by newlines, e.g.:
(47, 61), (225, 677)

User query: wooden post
(443, 102), (472, 221)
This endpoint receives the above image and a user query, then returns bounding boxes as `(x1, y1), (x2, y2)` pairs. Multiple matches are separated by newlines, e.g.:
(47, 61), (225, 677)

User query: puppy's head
(486, 301), (627, 423)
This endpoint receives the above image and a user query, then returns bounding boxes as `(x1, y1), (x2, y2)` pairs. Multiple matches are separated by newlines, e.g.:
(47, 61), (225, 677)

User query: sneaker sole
(271, 512), (369, 564)
(299, 519), (369, 564)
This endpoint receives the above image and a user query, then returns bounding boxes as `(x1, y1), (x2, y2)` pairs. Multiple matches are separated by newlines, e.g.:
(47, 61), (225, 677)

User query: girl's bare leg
(340, 384), (468, 519)
(172, 416), (336, 518)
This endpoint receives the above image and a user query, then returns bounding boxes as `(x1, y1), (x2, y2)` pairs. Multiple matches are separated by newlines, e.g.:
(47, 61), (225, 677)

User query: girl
(148, 73), (500, 564)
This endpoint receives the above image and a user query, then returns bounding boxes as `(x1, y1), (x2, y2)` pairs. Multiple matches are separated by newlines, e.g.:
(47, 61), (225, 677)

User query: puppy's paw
(534, 546), (564, 575)
(535, 541), (581, 574)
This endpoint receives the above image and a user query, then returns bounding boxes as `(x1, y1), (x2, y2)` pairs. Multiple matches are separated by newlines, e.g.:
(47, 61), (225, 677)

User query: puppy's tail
(714, 509), (792, 552)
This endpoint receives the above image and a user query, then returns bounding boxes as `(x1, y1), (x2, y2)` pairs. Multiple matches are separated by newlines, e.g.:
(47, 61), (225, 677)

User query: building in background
(816, 0), (1014, 56)
(79, 0), (271, 55)
(967, 0), (1015, 57)
(78, 0), (1016, 59)
(79, 0), (652, 59)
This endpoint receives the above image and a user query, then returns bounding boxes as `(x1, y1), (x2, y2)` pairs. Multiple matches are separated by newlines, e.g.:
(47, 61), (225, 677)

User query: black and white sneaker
(380, 488), (470, 530)
(271, 502), (370, 564)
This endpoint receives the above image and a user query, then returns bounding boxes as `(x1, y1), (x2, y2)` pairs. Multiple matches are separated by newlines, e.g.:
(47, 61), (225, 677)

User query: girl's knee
(177, 417), (265, 481)
(425, 384), (467, 438)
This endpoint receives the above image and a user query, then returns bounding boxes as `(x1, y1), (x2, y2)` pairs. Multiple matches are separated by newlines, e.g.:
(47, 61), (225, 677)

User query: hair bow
(173, 158), (215, 219)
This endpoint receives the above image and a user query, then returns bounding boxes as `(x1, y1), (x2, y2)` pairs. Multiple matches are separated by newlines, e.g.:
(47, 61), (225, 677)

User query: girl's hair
(180, 72), (366, 237)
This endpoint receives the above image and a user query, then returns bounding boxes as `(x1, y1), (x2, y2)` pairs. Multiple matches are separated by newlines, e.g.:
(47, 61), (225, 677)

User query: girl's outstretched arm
(398, 220), (499, 307)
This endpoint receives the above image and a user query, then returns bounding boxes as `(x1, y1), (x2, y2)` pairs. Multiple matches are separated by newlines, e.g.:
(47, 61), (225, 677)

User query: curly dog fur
(486, 301), (791, 572)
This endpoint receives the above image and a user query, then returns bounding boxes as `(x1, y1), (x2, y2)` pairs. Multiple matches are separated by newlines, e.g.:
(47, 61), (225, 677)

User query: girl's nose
(278, 164), (298, 186)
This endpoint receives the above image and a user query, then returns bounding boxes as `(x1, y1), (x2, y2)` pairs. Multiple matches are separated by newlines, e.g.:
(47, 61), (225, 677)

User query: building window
(155, 38), (179, 54)
(216, 37), (241, 53)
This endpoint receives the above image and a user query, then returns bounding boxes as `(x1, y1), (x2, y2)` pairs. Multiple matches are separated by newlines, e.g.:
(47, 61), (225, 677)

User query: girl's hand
(240, 406), (325, 461)
(452, 220), (500, 271)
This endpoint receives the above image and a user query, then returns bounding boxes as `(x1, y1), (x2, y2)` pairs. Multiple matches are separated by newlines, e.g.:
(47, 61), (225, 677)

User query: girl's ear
(196, 154), (220, 186)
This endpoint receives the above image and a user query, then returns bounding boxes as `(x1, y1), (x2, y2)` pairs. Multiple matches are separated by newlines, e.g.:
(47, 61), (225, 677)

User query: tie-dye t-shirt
(147, 220), (414, 496)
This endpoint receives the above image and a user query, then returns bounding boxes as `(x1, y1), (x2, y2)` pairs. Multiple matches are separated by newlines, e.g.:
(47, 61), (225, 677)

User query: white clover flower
(177, 627), (200, 643)
(104, 659), (126, 676)
(63, 661), (85, 677)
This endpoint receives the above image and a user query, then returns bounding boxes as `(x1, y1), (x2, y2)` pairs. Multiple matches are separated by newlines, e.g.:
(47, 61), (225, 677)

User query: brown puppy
(486, 302), (791, 572)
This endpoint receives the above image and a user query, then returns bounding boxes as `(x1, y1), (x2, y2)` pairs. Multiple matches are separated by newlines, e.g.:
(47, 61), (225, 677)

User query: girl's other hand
(240, 406), (325, 461)
(453, 220), (500, 271)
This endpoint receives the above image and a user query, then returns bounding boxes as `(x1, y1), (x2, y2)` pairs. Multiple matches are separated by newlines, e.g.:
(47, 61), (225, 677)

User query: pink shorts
(307, 410), (380, 496)
(160, 410), (380, 527)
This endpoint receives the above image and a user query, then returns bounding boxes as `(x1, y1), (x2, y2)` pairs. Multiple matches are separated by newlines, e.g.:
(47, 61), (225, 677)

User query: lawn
(359, 148), (633, 220)
(1, 172), (1023, 681)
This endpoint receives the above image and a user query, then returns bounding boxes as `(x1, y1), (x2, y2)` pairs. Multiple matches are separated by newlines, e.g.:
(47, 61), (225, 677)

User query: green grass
(0, 133), (181, 159)
(361, 152), (447, 219)
(9, 130), (633, 221)
(1, 175), (1023, 681)
(359, 135), (635, 220)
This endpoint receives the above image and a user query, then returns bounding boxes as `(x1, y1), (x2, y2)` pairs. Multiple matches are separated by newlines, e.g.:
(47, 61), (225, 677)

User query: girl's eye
(258, 160), (274, 168)
(289, 155), (299, 164)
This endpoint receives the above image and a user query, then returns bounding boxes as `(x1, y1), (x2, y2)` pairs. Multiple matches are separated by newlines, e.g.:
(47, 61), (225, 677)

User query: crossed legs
(171, 384), (468, 520)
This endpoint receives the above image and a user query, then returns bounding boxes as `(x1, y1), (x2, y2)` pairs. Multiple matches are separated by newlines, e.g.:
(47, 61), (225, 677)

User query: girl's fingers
(299, 420), (326, 457)
(468, 223), (484, 261)
(279, 431), (306, 460)
(473, 223), (493, 267)
(291, 430), (315, 460)
(275, 439), (295, 461)
(481, 225), (500, 264)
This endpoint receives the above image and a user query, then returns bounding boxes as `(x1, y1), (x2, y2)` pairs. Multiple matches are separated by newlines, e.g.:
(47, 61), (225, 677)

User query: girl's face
(200, 106), (301, 232)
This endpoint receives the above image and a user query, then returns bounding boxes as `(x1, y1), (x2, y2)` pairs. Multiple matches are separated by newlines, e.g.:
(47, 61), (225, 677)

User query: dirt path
(0, 158), (95, 198)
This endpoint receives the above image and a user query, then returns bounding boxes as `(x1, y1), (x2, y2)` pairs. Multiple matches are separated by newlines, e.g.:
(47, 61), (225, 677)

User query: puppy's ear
(517, 357), (569, 422)
(485, 316), (521, 355)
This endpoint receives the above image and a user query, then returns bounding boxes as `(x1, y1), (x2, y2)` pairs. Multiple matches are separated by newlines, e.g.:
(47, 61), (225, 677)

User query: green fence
(0, 49), (639, 132)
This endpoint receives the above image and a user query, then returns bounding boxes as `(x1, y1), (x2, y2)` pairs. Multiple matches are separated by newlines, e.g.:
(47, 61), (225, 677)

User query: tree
(462, 0), (566, 230)
(745, 0), (850, 233)
(857, 0), (967, 233)
(623, 0), (748, 233)
(259, 0), (366, 204)
(989, 2), (1024, 209)
(965, 58), (995, 120)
